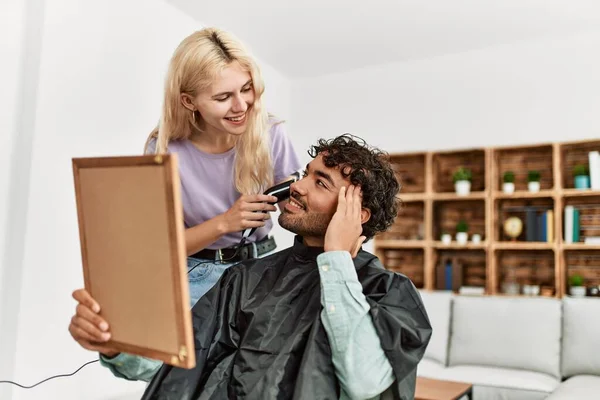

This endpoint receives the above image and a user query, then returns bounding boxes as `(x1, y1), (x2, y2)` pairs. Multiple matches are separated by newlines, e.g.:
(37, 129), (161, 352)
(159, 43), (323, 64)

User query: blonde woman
(68, 27), (301, 381)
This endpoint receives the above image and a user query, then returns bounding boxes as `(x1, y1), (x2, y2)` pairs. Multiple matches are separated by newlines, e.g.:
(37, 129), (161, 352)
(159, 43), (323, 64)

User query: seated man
(141, 134), (432, 400)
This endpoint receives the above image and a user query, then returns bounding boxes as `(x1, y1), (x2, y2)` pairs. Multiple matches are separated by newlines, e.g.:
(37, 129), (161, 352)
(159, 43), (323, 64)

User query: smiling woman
(67, 27), (302, 383)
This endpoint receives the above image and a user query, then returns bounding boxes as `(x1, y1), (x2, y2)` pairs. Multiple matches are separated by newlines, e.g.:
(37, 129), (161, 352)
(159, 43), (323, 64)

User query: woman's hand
(68, 289), (120, 358)
(218, 194), (278, 233)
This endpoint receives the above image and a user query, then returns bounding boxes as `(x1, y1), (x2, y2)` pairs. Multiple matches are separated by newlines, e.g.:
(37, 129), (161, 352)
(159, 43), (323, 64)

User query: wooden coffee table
(415, 377), (473, 400)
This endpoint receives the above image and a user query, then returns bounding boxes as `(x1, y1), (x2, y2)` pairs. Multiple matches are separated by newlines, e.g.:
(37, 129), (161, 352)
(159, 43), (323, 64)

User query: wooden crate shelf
(495, 197), (555, 243)
(564, 250), (600, 296)
(559, 140), (600, 190)
(493, 144), (554, 192)
(390, 153), (427, 194)
(562, 189), (600, 198)
(374, 138), (600, 298)
(433, 250), (487, 292)
(433, 191), (487, 201)
(433, 241), (488, 250)
(495, 249), (556, 297)
(494, 190), (555, 199)
(378, 201), (425, 241)
(563, 196), (600, 244)
(433, 199), (486, 242)
(378, 248), (425, 288)
(432, 149), (486, 193)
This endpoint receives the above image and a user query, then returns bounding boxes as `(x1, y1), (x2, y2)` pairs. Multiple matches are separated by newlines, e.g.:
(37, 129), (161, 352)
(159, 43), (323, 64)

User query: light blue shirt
(100, 251), (395, 398)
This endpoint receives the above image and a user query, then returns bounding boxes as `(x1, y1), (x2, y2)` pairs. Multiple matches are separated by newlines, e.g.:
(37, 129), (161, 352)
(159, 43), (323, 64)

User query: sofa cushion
(448, 295), (562, 378)
(417, 290), (452, 365)
(418, 363), (558, 400)
(561, 297), (600, 377)
(545, 375), (600, 400)
(417, 358), (447, 378)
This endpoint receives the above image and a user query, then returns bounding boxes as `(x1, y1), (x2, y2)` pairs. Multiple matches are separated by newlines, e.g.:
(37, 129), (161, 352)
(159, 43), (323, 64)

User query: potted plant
(569, 274), (586, 297)
(453, 167), (472, 196)
(527, 170), (541, 193)
(455, 220), (468, 245)
(440, 231), (451, 244)
(573, 164), (590, 190)
(502, 171), (515, 194)
(471, 233), (482, 244)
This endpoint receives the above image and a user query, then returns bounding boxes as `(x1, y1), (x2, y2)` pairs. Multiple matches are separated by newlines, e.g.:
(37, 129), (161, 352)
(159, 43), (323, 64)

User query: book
(590, 151), (600, 190)
(546, 210), (554, 243)
(564, 206), (574, 244)
(573, 208), (580, 243)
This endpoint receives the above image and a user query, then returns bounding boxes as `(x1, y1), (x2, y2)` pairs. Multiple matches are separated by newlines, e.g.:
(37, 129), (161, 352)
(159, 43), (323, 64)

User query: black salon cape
(141, 237), (432, 400)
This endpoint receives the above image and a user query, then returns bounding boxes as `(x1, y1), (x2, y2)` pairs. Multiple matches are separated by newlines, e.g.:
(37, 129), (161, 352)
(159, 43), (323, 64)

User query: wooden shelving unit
(374, 139), (600, 298)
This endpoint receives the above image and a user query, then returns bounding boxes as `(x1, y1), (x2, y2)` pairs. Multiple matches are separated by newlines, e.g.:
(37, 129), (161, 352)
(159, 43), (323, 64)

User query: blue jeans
(186, 246), (276, 307)
(186, 258), (235, 308)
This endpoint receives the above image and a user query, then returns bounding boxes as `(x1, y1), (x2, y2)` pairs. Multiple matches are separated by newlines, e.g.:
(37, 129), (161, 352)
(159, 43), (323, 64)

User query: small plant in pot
(502, 171), (515, 194)
(569, 274), (586, 297)
(455, 220), (468, 245)
(453, 167), (472, 196)
(441, 230), (451, 244)
(573, 164), (590, 190)
(527, 170), (541, 193)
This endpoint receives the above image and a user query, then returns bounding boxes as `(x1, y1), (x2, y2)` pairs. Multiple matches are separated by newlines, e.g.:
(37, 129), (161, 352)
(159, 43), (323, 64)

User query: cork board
(72, 154), (195, 369)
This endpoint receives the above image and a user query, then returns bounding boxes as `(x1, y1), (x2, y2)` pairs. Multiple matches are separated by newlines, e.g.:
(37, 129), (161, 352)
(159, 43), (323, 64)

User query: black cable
(2, 238), (250, 389)
(0, 359), (99, 389)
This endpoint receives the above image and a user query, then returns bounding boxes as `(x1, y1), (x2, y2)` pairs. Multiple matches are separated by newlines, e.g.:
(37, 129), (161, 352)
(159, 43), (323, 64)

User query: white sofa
(417, 291), (600, 400)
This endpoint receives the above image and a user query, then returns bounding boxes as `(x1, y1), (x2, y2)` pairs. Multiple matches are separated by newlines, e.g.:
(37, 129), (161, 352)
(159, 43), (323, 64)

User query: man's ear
(360, 208), (371, 225)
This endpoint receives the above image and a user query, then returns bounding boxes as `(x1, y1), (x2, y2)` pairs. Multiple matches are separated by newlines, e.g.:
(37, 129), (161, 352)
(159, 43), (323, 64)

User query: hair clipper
(242, 171), (301, 240)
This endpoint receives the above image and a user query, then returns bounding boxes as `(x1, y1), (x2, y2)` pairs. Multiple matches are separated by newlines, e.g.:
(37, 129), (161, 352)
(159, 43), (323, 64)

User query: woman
(68, 27), (301, 381)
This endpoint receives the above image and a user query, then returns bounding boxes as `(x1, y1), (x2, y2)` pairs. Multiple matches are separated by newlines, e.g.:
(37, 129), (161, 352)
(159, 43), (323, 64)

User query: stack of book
(524, 207), (554, 242)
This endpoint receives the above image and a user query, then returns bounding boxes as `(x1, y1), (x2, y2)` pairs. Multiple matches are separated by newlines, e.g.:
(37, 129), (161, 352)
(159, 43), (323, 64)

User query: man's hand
(68, 289), (120, 358)
(324, 185), (366, 258)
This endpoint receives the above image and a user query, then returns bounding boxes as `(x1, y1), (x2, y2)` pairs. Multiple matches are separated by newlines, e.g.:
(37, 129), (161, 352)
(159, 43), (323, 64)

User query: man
(141, 134), (432, 399)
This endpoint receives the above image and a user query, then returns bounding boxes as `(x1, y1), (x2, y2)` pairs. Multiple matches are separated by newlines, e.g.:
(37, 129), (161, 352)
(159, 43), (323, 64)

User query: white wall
(2, 1), (292, 399)
(0, 1), (41, 399)
(291, 29), (600, 253)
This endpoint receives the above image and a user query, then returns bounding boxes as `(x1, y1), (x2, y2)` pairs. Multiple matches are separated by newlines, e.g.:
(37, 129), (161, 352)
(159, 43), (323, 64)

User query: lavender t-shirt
(148, 121), (302, 249)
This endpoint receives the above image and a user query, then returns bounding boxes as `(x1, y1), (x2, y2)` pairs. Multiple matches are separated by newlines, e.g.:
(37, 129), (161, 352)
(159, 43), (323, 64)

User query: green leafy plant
(569, 274), (584, 287)
(456, 220), (468, 233)
(527, 170), (541, 183)
(452, 167), (472, 183)
(503, 171), (515, 183)
(573, 164), (588, 177)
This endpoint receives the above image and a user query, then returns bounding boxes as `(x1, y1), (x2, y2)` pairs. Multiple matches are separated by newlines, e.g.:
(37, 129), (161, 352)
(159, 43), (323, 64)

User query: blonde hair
(145, 27), (273, 194)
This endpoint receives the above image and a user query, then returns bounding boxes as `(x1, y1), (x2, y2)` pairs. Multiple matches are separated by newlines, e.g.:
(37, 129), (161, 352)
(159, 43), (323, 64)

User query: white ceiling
(169, 0), (600, 78)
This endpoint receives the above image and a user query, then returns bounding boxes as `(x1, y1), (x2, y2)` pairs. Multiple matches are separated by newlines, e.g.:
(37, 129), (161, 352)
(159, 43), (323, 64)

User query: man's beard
(278, 210), (331, 238)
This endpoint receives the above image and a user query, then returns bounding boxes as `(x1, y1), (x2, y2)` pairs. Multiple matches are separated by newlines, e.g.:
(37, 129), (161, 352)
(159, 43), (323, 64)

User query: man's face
(278, 154), (351, 246)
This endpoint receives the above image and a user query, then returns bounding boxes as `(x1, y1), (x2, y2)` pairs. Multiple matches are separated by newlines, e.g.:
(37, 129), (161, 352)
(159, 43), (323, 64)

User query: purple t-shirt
(148, 121), (301, 249)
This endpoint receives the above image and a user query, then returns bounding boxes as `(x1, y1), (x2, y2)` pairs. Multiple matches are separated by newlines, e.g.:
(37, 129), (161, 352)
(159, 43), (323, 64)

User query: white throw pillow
(562, 297), (600, 377)
(418, 290), (452, 365)
(448, 295), (561, 378)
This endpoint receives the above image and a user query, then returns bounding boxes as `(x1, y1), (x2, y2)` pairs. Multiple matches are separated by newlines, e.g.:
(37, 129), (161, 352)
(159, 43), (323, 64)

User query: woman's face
(184, 61), (255, 136)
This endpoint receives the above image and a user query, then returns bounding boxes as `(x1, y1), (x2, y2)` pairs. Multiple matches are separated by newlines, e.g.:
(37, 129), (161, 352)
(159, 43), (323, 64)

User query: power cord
(1, 237), (249, 389)
(0, 359), (99, 389)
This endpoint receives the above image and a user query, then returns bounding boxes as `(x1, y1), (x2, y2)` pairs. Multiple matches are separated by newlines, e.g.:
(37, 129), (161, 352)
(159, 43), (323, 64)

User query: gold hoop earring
(192, 110), (196, 122)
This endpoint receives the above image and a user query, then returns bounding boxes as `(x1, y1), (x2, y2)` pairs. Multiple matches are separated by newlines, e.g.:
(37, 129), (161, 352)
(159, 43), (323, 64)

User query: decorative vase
(471, 234), (481, 244)
(441, 234), (451, 244)
(502, 282), (520, 295)
(456, 232), (468, 245)
(528, 181), (540, 193)
(570, 286), (586, 297)
(502, 182), (515, 194)
(574, 175), (590, 190)
(455, 180), (471, 196)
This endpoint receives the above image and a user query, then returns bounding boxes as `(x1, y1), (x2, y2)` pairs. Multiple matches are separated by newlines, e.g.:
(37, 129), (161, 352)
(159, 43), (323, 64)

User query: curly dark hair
(308, 134), (401, 240)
